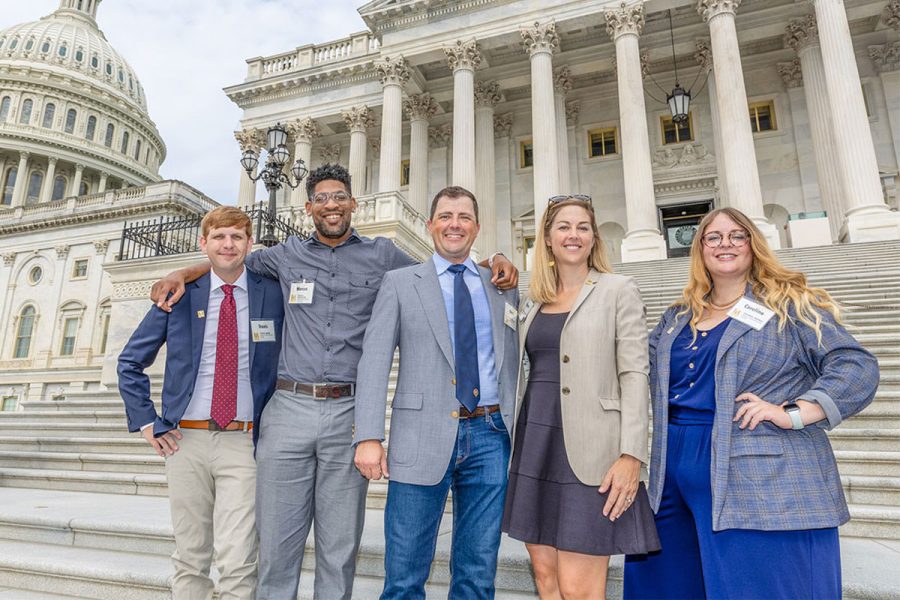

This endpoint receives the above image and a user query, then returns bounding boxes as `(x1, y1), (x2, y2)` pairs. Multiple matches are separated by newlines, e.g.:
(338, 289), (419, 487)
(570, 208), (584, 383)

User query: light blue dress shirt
(432, 254), (499, 407)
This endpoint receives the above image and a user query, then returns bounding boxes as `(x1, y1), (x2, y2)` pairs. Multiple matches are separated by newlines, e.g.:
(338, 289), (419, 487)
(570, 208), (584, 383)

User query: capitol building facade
(228, 0), (900, 266)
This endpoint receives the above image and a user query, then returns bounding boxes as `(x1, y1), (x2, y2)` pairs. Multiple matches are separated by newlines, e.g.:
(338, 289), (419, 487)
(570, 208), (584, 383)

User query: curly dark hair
(305, 163), (353, 198)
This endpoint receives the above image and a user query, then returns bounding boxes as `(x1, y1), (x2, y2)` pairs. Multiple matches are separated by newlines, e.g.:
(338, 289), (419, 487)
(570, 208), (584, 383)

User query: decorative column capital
(605, 3), (645, 40)
(55, 245), (70, 259)
(342, 106), (376, 133)
(2, 252), (15, 266)
(319, 143), (342, 164)
(74, 163), (85, 173)
(428, 123), (452, 148)
(93, 239), (110, 255)
(565, 101), (580, 127)
(18, 151), (30, 161)
(404, 93), (439, 121)
(287, 117), (320, 144)
(474, 81), (502, 108)
(47, 156), (59, 166)
(869, 41), (900, 73)
(521, 21), (559, 57)
(445, 39), (482, 73)
(784, 15), (818, 53)
(493, 113), (513, 138)
(234, 128), (264, 152)
(777, 58), (803, 88)
(883, 0), (900, 31)
(554, 66), (573, 95)
(697, 0), (741, 23)
(375, 55), (410, 87)
(694, 39), (713, 72)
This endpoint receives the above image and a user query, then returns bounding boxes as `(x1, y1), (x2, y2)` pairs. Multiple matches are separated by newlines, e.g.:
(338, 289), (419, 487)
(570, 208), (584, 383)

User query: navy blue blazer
(118, 270), (283, 446)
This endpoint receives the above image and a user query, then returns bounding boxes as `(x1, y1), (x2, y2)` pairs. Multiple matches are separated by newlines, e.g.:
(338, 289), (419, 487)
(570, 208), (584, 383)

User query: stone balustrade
(247, 32), (380, 80)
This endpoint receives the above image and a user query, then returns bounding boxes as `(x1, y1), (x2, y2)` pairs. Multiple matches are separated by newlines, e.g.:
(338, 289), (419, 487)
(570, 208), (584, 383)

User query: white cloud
(1, 0), (366, 204)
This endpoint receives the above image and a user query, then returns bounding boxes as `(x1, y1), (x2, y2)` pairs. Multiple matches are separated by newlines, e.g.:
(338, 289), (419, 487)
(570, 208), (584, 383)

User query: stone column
(342, 106), (375, 196)
(871, 41), (900, 201)
(474, 81), (502, 256)
(429, 123), (452, 192)
(698, 0), (779, 246)
(287, 118), (320, 207)
(521, 22), (560, 225)
(694, 39), (728, 205)
(813, 0), (900, 241)
(235, 128), (263, 207)
(40, 157), (58, 203)
(565, 102), (581, 190)
(784, 17), (844, 241)
(554, 67), (573, 195)
(605, 4), (667, 261)
(70, 164), (85, 197)
(404, 93), (439, 215)
(10, 151), (29, 207)
(98, 171), (108, 194)
(376, 56), (410, 194)
(494, 113), (515, 257)
(445, 40), (481, 192)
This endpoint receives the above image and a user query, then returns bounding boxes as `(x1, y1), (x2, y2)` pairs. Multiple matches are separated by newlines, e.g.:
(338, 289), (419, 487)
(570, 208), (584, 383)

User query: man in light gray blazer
(354, 186), (519, 599)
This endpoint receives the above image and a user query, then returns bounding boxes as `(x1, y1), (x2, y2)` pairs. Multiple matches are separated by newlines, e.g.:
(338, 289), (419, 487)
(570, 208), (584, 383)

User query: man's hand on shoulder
(354, 439), (389, 480)
(149, 261), (210, 312)
(490, 253), (519, 290)
(142, 426), (183, 457)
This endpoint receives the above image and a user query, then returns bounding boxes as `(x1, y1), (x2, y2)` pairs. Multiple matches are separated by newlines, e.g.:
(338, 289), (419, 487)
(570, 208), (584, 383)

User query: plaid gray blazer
(647, 289), (879, 531)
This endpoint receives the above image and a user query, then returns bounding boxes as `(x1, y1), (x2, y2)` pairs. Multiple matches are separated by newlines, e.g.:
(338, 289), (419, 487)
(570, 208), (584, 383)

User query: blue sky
(1, 1), (368, 204)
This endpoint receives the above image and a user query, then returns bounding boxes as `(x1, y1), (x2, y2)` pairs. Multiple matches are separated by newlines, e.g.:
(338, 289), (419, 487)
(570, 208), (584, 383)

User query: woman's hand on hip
(599, 454), (641, 522)
(734, 392), (792, 430)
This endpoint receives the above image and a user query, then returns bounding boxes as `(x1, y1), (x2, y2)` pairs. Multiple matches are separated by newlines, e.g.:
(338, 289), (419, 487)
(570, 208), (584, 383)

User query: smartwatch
(783, 402), (804, 430)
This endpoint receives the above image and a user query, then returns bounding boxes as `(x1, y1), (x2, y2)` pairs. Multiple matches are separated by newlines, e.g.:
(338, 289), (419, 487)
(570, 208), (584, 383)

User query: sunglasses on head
(548, 194), (592, 205)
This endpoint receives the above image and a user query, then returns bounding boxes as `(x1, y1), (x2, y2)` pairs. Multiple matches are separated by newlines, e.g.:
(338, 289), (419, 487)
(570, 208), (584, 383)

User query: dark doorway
(660, 201), (713, 258)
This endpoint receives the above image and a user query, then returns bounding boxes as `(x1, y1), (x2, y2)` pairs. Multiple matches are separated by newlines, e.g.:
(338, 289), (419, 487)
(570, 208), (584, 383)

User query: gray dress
(501, 311), (660, 556)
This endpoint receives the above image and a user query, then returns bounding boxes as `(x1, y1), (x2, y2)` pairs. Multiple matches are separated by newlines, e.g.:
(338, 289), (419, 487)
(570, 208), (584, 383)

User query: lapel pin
(667, 327), (674, 334)
(197, 310), (205, 319)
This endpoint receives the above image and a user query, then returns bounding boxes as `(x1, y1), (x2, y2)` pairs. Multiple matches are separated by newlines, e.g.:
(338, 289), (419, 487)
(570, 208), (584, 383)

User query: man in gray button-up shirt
(150, 163), (518, 599)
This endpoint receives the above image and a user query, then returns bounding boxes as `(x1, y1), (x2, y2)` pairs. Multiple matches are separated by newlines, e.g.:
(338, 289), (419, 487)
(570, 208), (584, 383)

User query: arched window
(40, 40), (51, 54)
(19, 98), (33, 124)
(90, 54), (99, 69)
(117, 68), (124, 83)
(58, 44), (67, 58)
(26, 171), (43, 204)
(42, 103), (56, 128)
(58, 302), (83, 356)
(105, 61), (113, 76)
(104, 123), (114, 147)
(0, 97), (11, 122)
(2, 168), (17, 205)
(64, 108), (77, 134)
(97, 299), (111, 355)
(9, 38), (18, 51)
(79, 181), (89, 196)
(85, 115), (96, 140)
(134, 139), (142, 161)
(75, 48), (83, 63)
(52, 175), (66, 200)
(14, 305), (36, 359)
(120, 131), (129, 154)
(24, 38), (34, 52)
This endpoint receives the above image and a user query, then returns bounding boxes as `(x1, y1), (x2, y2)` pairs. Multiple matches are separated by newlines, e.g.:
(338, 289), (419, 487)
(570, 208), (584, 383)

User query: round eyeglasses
(701, 231), (750, 248)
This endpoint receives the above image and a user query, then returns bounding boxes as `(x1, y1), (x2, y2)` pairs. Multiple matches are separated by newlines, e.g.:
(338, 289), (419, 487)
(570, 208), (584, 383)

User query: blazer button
(451, 410), (458, 418)
(562, 355), (570, 363)
(561, 387), (570, 395)
(451, 377), (457, 385)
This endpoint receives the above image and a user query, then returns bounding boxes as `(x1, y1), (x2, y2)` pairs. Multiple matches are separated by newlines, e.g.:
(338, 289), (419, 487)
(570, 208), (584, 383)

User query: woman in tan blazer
(501, 196), (659, 599)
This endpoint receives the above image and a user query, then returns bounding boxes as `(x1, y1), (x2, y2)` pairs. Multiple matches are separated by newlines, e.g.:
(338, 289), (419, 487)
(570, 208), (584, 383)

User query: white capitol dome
(0, 0), (166, 207)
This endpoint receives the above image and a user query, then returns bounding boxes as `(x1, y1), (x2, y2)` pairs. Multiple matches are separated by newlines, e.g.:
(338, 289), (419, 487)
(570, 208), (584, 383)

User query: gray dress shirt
(245, 230), (415, 383)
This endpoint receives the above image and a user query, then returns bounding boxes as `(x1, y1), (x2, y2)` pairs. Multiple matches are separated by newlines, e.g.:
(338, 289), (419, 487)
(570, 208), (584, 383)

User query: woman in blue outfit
(624, 207), (880, 599)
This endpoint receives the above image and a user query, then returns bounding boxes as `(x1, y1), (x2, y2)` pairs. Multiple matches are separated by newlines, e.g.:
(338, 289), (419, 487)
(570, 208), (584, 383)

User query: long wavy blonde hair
(676, 207), (840, 343)
(529, 198), (613, 304)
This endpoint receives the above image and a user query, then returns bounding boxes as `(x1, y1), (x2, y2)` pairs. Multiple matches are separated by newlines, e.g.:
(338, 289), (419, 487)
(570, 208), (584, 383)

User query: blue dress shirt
(668, 317), (730, 421)
(433, 254), (499, 407)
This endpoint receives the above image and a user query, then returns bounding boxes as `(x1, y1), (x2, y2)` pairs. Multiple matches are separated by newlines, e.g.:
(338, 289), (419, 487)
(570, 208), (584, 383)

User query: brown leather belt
(276, 379), (355, 399)
(179, 419), (253, 432)
(458, 404), (500, 419)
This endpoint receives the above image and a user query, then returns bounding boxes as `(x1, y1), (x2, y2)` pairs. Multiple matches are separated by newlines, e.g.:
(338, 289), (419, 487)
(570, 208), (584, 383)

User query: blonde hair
(529, 198), (613, 304)
(675, 207), (840, 343)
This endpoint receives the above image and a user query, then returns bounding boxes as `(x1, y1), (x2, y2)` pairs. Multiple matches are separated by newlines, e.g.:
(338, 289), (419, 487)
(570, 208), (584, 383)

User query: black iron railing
(118, 203), (306, 261)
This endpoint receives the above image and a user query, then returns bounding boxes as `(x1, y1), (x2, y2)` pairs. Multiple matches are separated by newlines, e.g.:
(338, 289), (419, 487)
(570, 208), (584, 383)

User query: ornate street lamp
(645, 10), (707, 125)
(240, 123), (308, 246)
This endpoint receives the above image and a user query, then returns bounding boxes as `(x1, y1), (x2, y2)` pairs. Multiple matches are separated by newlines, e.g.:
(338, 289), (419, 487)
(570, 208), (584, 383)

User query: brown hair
(429, 186), (479, 223)
(201, 206), (252, 238)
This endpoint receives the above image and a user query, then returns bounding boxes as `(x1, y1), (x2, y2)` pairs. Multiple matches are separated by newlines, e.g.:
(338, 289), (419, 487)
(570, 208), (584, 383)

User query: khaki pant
(165, 428), (257, 600)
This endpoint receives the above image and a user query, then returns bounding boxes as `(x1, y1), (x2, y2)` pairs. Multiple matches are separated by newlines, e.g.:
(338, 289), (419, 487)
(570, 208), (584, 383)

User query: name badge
(289, 281), (314, 304)
(251, 320), (277, 342)
(728, 297), (775, 331)
(504, 303), (518, 330)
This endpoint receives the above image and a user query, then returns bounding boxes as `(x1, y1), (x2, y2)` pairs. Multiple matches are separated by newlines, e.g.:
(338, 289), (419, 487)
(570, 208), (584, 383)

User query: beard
(315, 215), (351, 239)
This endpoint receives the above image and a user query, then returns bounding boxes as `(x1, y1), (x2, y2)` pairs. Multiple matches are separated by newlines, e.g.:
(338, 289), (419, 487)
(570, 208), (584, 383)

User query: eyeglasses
(548, 194), (592, 205)
(311, 191), (352, 205)
(701, 231), (750, 248)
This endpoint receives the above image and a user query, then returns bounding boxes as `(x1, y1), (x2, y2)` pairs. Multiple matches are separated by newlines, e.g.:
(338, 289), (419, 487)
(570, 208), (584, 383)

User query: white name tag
(504, 303), (518, 330)
(728, 297), (775, 331)
(289, 281), (314, 304)
(251, 320), (277, 342)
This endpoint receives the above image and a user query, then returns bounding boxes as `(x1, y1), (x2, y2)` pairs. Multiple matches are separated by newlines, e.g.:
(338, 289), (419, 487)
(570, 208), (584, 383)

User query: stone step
(843, 504), (900, 540)
(19, 401), (135, 413)
(842, 475), (900, 505)
(0, 412), (126, 425)
(0, 468), (167, 496)
(0, 589), (87, 600)
(0, 436), (150, 455)
(826, 429), (900, 452)
(840, 403), (900, 429)
(0, 423), (130, 437)
(0, 451), (163, 474)
(834, 451), (900, 477)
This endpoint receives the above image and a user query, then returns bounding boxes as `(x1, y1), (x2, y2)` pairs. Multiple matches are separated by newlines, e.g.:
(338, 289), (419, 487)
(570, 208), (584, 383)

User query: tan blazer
(514, 270), (650, 486)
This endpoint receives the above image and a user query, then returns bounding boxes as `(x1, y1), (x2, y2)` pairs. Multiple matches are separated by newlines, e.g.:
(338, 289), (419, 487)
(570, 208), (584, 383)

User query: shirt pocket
(348, 273), (381, 314)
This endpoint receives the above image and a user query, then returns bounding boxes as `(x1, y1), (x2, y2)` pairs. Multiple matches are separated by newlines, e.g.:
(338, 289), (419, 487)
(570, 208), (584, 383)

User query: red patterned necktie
(210, 284), (237, 428)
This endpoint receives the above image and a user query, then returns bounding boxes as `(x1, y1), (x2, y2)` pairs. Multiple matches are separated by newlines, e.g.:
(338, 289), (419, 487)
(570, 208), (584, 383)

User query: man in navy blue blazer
(118, 206), (283, 599)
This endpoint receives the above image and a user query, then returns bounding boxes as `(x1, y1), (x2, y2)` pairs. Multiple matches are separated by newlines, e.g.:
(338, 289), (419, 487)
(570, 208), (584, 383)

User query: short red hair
(200, 206), (252, 238)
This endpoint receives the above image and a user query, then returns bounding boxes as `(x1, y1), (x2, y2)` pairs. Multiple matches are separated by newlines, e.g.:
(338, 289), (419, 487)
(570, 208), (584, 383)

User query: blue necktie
(448, 264), (480, 412)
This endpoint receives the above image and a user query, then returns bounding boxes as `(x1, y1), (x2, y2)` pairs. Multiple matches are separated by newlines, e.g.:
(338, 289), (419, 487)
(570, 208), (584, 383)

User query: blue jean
(381, 410), (510, 600)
